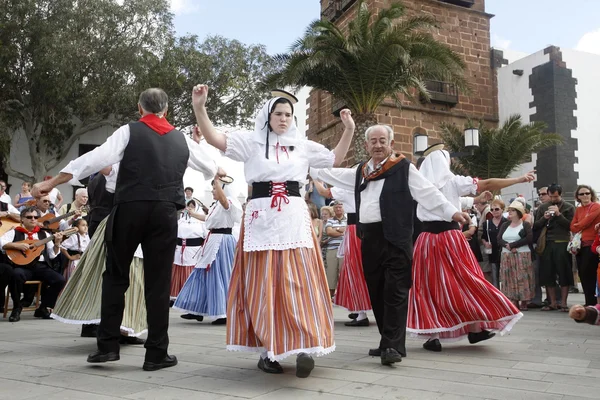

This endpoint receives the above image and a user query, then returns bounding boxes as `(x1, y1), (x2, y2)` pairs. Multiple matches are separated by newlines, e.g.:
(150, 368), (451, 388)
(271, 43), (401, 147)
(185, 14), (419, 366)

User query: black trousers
(11, 261), (66, 308)
(361, 222), (411, 356)
(97, 201), (177, 363)
(0, 263), (16, 307)
(577, 246), (599, 306)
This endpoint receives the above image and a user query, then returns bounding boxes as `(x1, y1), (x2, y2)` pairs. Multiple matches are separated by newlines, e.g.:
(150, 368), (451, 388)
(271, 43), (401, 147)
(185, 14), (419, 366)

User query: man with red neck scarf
(0, 207), (65, 322)
(31, 88), (223, 371)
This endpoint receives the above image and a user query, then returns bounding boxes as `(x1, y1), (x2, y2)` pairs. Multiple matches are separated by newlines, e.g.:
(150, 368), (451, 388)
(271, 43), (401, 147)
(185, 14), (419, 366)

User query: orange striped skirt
(226, 220), (335, 361)
(170, 264), (195, 299)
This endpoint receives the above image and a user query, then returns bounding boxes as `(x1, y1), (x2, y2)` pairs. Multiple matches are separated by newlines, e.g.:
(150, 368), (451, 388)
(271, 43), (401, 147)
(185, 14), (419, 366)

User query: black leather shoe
(368, 348), (382, 357)
(211, 318), (226, 325)
(20, 297), (34, 308)
(119, 336), (146, 345)
(380, 348), (402, 365)
(169, 299), (175, 308)
(423, 339), (442, 352)
(143, 355), (178, 371)
(468, 330), (495, 344)
(34, 307), (51, 319)
(344, 318), (369, 327)
(348, 313), (358, 320)
(257, 357), (284, 374)
(9, 307), (22, 322)
(295, 353), (315, 378)
(180, 313), (203, 321)
(87, 350), (120, 363)
(80, 324), (98, 338)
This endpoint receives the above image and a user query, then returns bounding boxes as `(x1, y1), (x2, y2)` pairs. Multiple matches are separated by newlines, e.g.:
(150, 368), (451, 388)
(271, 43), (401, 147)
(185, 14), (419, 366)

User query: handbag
(567, 232), (582, 254)
(536, 226), (547, 255)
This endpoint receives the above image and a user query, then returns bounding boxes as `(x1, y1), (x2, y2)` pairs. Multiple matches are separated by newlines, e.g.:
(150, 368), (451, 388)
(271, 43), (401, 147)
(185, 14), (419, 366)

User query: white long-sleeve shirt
(61, 124), (218, 183)
(310, 160), (458, 224)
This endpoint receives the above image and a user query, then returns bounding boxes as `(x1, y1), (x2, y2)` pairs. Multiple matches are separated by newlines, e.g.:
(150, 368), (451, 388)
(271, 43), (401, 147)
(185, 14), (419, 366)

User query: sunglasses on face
(23, 216), (38, 220)
(491, 208), (502, 212)
(578, 192), (591, 196)
(538, 193), (548, 196)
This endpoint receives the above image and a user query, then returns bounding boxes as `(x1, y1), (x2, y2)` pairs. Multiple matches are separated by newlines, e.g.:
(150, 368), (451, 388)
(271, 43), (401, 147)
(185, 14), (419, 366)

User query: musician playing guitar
(0, 206), (66, 322)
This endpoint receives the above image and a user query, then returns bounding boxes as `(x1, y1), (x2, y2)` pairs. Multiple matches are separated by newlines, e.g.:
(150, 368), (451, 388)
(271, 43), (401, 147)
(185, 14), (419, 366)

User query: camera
(549, 211), (555, 216)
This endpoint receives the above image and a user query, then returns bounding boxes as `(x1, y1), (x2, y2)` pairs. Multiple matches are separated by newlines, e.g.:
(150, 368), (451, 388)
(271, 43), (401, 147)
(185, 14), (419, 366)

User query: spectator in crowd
(0, 180), (13, 204)
(535, 183), (575, 312)
(13, 181), (34, 209)
(184, 187), (194, 204)
(58, 188), (89, 221)
(324, 200), (347, 298)
(570, 184), (600, 306)
(305, 177), (329, 210)
(530, 186), (551, 308)
(462, 206), (483, 263)
(482, 199), (508, 288)
(320, 205), (333, 269)
(44, 176), (63, 211)
(497, 201), (534, 311)
(308, 202), (323, 242)
(474, 197), (492, 281)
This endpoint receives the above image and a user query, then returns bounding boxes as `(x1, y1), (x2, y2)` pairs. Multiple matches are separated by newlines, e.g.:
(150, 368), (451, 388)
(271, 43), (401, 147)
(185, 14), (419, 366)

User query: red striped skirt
(170, 264), (195, 299)
(226, 220), (335, 361)
(334, 225), (371, 312)
(408, 229), (522, 342)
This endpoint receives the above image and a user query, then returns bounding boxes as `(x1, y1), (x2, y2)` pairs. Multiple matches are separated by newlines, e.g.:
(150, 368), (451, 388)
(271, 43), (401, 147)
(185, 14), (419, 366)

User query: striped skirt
(170, 264), (195, 300)
(226, 220), (335, 361)
(173, 235), (236, 318)
(500, 251), (535, 302)
(334, 225), (371, 313)
(51, 218), (147, 337)
(407, 229), (522, 342)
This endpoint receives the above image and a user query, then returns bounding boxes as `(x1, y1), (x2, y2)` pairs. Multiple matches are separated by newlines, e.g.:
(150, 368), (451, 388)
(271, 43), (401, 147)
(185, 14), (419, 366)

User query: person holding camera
(533, 184), (575, 311)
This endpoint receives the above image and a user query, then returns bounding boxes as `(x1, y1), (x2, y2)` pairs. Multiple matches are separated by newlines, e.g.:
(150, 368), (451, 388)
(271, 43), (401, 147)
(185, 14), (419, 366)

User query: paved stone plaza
(1, 292), (599, 400)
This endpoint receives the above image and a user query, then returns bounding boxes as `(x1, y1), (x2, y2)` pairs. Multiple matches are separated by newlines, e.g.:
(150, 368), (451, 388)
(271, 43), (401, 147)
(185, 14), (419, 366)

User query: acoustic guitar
(0, 199), (37, 236)
(38, 206), (89, 231)
(6, 227), (79, 266)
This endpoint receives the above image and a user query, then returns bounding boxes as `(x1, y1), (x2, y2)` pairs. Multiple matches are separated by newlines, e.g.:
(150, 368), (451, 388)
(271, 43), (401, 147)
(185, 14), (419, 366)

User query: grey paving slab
(2, 291), (599, 399)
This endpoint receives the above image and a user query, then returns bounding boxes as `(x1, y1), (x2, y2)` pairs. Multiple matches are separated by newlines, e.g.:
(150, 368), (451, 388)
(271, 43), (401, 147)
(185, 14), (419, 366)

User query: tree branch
(2, 158), (33, 182)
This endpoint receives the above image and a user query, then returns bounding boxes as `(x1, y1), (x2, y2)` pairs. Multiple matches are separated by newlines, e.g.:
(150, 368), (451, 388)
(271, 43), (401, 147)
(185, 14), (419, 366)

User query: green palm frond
(265, 0), (467, 115)
(440, 115), (564, 179)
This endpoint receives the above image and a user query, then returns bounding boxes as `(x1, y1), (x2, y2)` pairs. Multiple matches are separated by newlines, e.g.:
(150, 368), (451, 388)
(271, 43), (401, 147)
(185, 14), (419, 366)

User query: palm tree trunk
(352, 113), (378, 164)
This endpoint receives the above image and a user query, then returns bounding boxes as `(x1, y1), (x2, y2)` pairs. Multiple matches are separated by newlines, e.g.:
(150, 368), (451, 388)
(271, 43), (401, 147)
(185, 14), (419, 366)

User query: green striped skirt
(51, 218), (147, 337)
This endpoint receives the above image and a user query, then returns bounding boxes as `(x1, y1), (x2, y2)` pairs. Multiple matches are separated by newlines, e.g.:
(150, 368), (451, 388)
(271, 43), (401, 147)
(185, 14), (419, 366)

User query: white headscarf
(250, 97), (300, 150)
(419, 149), (455, 189)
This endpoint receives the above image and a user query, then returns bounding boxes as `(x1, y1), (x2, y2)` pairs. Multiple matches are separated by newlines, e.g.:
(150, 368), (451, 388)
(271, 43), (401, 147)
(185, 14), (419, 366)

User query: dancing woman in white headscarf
(191, 85), (354, 378)
(407, 147), (534, 352)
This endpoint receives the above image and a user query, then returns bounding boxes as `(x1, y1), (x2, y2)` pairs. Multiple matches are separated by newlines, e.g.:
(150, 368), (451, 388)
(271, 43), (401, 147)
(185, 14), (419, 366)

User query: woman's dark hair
(511, 208), (523, 219)
(308, 202), (319, 220)
(575, 184), (598, 203)
(186, 200), (196, 207)
(264, 98), (295, 158)
(72, 218), (87, 228)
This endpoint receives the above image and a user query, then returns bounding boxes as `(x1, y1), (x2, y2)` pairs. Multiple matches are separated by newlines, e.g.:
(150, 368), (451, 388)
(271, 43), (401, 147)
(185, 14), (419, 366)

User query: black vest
(87, 173), (114, 222)
(0, 201), (7, 212)
(13, 229), (50, 268)
(354, 159), (414, 251)
(114, 122), (189, 210)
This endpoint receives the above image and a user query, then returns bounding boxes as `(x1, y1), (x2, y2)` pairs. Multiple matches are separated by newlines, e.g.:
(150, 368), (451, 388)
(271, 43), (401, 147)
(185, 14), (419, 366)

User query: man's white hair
(75, 188), (88, 197)
(364, 124), (394, 144)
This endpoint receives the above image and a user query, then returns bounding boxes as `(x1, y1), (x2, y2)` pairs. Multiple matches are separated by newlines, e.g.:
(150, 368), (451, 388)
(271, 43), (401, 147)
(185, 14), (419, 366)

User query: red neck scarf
(139, 114), (175, 135)
(15, 225), (40, 240)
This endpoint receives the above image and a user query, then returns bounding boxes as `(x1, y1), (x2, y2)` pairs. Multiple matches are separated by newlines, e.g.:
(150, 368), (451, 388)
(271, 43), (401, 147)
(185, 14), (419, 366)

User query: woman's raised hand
(192, 85), (209, 109)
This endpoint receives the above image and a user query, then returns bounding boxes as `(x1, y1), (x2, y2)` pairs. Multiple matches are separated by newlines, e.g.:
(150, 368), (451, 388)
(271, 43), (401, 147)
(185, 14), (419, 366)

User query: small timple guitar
(38, 206), (89, 231)
(6, 227), (79, 266)
(0, 199), (37, 236)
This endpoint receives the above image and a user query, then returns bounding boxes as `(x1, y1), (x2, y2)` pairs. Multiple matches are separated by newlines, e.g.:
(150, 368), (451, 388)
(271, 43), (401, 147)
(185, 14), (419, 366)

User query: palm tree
(439, 114), (563, 179)
(266, 1), (467, 161)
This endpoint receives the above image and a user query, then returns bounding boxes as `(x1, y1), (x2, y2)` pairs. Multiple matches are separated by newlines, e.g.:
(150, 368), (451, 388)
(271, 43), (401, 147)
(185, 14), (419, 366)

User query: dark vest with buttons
(114, 122), (189, 210)
(13, 229), (50, 268)
(0, 201), (8, 212)
(354, 158), (414, 252)
(87, 173), (114, 222)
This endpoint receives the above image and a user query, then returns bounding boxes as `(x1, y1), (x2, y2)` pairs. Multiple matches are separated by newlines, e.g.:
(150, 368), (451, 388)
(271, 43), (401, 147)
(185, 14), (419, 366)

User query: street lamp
(450, 127), (480, 157)
(413, 133), (429, 156)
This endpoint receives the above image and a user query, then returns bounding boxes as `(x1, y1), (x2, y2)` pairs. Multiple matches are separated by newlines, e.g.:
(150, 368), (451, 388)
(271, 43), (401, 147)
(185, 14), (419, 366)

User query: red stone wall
(308, 0), (498, 162)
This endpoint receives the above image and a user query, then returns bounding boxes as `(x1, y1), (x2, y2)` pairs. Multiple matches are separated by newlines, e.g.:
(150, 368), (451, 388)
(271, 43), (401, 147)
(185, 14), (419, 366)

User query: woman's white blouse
(417, 175), (478, 222)
(197, 197), (241, 268)
(174, 214), (207, 266)
(224, 131), (335, 251)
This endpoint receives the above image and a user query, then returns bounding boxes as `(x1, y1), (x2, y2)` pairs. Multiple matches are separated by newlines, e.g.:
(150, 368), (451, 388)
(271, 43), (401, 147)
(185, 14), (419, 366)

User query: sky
(172, 0), (600, 198)
(170, 0), (600, 61)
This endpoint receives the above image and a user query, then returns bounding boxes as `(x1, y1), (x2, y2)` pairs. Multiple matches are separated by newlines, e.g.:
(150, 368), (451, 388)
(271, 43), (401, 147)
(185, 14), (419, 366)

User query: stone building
(307, 0), (503, 162)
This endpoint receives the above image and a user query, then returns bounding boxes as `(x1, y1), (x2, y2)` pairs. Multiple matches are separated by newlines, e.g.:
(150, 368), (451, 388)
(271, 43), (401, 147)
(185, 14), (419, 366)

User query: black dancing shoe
(119, 336), (146, 345)
(87, 350), (120, 363)
(169, 299), (175, 308)
(80, 324), (98, 338)
(368, 348), (382, 357)
(211, 318), (226, 325)
(180, 313), (203, 321)
(143, 355), (178, 371)
(257, 357), (284, 374)
(423, 339), (442, 352)
(8, 307), (22, 322)
(344, 318), (369, 327)
(295, 353), (315, 378)
(468, 330), (495, 344)
(380, 348), (402, 365)
(34, 307), (51, 319)
(348, 313), (358, 320)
